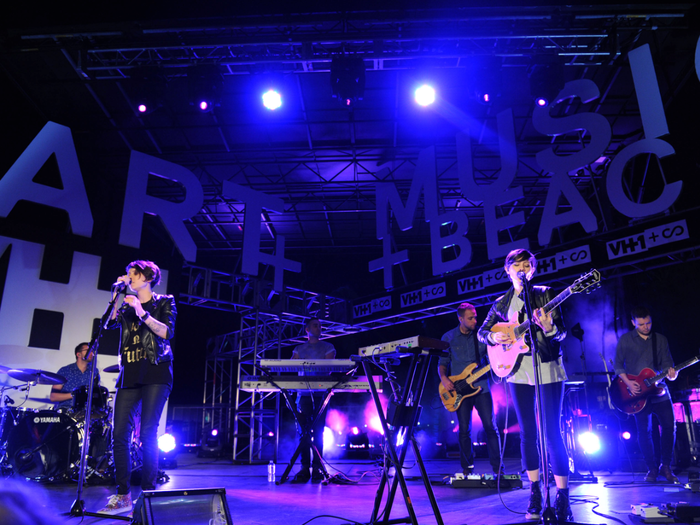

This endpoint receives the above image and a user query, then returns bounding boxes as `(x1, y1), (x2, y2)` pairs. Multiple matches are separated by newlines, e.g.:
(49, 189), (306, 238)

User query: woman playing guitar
(477, 249), (573, 522)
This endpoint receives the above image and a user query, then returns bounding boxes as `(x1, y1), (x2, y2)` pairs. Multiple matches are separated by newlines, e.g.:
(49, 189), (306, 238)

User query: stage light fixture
(158, 433), (176, 453)
(262, 89), (282, 110)
(471, 56), (503, 105)
(130, 66), (167, 116)
(330, 57), (365, 107)
(188, 65), (224, 113)
(578, 431), (601, 454)
(622, 431), (632, 440)
(414, 85), (436, 106)
(529, 59), (565, 108)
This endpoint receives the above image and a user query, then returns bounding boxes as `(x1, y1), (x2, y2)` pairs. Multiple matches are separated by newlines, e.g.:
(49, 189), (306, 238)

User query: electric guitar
(439, 363), (492, 412)
(608, 356), (700, 414)
(487, 269), (601, 378)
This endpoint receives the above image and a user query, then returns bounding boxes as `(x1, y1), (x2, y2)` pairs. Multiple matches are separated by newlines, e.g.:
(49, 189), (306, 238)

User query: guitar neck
(513, 286), (572, 339)
(650, 356), (700, 384)
(469, 364), (491, 383)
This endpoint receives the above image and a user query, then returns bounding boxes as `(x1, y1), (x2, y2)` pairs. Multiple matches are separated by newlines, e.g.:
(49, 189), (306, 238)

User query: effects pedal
(449, 472), (522, 489)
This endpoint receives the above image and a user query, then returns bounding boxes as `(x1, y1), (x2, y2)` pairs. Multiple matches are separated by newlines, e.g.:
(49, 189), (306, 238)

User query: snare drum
(6, 410), (79, 481)
(72, 385), (109, 421)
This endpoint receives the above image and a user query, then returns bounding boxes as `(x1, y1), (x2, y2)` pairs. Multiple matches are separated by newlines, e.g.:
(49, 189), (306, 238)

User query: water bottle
(267, 460), (275, 482)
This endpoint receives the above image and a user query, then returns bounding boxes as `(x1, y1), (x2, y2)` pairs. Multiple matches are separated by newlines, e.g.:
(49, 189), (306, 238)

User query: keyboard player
(290, 317), (336, 484)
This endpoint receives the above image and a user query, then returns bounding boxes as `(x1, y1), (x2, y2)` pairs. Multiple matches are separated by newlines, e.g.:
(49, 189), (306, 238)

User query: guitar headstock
(570, 269), (601, 295)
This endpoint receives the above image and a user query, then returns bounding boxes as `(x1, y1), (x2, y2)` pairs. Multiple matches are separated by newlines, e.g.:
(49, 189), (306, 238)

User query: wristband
(140, 311), (151, 322)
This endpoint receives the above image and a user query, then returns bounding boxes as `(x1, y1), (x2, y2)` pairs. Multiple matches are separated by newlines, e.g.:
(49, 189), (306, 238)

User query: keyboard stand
(276, 385), (334, 484)
(357, 348), (447, 525)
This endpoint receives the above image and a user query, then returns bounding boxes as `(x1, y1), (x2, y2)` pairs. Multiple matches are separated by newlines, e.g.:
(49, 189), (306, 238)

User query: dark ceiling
(2, 3), (699, 300)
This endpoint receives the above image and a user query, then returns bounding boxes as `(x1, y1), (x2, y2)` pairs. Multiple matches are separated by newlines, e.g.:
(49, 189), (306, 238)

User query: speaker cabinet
(132, 487), (232, 525)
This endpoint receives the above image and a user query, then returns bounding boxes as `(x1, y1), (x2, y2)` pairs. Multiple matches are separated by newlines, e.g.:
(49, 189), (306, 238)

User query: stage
(12, 453), (700, 525)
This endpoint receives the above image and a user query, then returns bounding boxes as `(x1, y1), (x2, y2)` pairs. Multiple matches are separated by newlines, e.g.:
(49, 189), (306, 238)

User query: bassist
(614, 307), (678, 482)
(438, 303), (502, 476)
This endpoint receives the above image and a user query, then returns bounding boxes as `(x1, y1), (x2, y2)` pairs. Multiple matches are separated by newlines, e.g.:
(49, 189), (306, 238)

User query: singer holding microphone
(477, 249), (572, 522)
(98, 260), (176, 516)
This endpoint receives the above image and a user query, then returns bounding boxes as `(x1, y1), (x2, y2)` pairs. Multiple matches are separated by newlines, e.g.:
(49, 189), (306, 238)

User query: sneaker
(644, 468), (659, 482)
(98, 493), (133, 515)
(659, 465), (679, 483)
(554, 489), (574, 522)
(525, 481), (542, 520)
(311, 469), (325, 483)
(290, 469), (311, 484)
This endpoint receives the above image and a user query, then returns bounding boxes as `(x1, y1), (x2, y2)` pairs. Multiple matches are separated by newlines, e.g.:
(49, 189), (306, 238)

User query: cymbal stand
(70, 287), (130, 522)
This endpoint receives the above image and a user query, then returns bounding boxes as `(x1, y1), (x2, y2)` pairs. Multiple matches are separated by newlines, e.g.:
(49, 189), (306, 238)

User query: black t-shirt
(117, 298), (173, 389)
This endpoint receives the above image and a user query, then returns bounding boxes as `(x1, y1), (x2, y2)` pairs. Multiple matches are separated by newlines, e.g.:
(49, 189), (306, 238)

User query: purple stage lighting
(211, 429), (218, 437)
(578, 431), (601, 454)
(158, 433), (176, 453)
(199, 100), (209, 111)
(414, 85), (436, 106)
(262, 90), (282, 110)
(137, 104), (148, 113)
(622, 431), (632, 440)
(535, 97), (548, 107)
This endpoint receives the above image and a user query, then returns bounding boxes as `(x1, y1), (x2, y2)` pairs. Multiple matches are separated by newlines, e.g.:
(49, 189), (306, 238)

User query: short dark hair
(126, 260), (161, 287)
(74, 342), (89, 356)
(457, 302), (475, 317)
(504, 248), (537, 271)
(631, 307), (651, 319)
(305, 317), (320, 328)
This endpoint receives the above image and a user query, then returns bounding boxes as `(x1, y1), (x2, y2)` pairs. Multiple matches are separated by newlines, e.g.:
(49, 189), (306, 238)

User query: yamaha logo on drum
(33, 416), (61, 424)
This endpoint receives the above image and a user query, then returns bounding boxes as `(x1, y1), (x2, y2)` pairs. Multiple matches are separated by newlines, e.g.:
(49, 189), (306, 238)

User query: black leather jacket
(108, 293), (176, 366)
(477, 285), (566, 363)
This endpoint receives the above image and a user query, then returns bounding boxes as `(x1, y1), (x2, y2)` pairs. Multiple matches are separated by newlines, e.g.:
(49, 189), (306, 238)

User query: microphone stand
(520, 275), (600, 525)
(70, 287), (130, 522)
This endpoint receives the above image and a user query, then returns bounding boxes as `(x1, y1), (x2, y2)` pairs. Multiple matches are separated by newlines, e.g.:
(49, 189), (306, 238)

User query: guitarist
(438, 302), (503, 476)
(613, 307), (678, 483)
(477, 249), (572, 522)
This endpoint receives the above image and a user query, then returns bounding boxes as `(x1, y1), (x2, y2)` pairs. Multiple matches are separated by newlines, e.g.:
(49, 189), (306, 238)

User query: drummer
(49, 342), (101, 411)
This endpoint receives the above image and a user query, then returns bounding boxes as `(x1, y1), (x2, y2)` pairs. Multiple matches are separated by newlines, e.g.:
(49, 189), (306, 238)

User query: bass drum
(6, 410), (79, 481)
(0, 407), (35, 446)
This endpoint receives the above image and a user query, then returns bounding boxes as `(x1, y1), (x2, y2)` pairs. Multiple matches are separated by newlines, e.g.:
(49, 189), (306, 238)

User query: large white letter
(0, 122), (93, 237)
(538, 172), (598, 246)
(222, 182), (301, 292)
(119, 151), (204, 262)
(430, 211), (472, 274)
(533, 79), (612, 174)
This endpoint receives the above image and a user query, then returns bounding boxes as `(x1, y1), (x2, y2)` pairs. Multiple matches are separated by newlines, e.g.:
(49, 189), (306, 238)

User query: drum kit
(0, 363), (142, 483)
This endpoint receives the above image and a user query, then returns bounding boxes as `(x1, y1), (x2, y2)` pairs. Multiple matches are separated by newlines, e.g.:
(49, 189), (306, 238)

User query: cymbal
(103, 364), (120, 373)
(8, 368), (66, 385)
(0, 365), (11, 373)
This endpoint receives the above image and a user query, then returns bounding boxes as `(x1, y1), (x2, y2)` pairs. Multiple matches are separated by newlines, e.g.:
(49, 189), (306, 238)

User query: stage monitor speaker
(131, 487), (232, 525)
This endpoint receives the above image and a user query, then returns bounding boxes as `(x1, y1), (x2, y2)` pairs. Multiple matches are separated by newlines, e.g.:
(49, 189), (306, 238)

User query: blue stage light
(158, 433), (177, 453)
(415, 85), (436, 106)
(262, 90), (282, 110)
(578, 431), (601, 454)
(535, 97), (549, 107)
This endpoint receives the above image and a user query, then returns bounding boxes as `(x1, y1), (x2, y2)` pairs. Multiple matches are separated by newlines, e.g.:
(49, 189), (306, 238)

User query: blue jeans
(456, 391), (502, 472)
(113, 384), (171, 494)
(509, 381), (569, 477)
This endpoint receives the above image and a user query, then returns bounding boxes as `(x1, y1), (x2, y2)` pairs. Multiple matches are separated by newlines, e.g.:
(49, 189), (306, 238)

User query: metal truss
(16, 6), (690, 78)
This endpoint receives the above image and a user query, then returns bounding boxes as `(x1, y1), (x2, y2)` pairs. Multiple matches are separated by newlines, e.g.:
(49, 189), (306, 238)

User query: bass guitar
(439, 363), (492, 412)
(487, 269), (601, 378)
(608, 356), (700, 414)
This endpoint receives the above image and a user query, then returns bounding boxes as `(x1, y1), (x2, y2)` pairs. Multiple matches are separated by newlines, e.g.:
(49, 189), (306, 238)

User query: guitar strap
(652, 332), (658, 372)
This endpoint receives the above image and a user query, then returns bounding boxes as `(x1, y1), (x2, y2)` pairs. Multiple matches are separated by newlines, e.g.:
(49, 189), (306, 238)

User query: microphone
(517, 271), (527, 281)
(112, 281), (127, 290)
(4, 395), (13, 405)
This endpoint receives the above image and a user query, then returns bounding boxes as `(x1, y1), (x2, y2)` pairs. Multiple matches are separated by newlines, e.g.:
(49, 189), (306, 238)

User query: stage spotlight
(346, 429), (370, 459)
(414, 85), (436, 106)
(578, 432), (601, 454)
(621, 431), (632, 440)
(158, 433), (178, 468)
(262, 89), (282, 110)
(188, 64), (224, 113)
(330, 57), (365, 107)
(529, 59), (565, 108)
(198, 428), (224, 458)
(130, 66), (167, 116)
(158, 433), (177, 453)
(211, 429), (219, 437)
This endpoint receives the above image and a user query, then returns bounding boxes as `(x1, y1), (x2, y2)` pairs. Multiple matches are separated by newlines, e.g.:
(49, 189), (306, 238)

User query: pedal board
(449, 473), (522, 489)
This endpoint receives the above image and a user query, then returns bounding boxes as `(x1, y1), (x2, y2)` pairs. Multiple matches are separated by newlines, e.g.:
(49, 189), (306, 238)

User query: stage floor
(9, 453), (700, 525)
